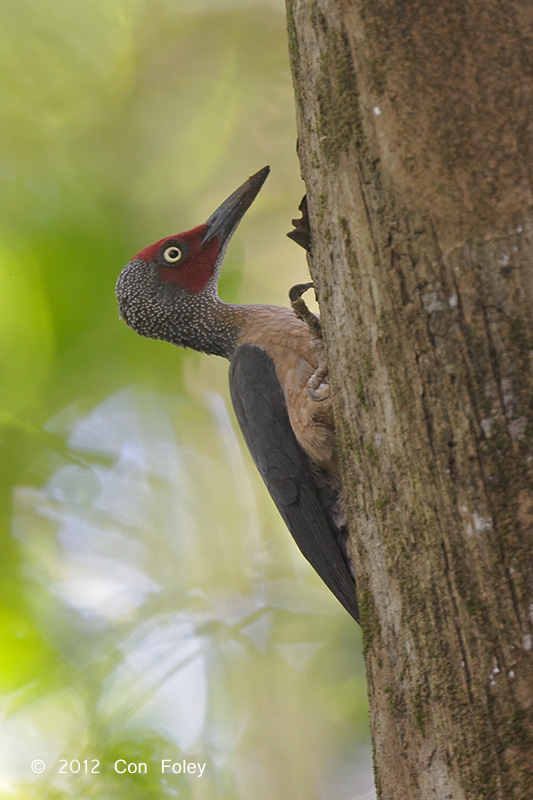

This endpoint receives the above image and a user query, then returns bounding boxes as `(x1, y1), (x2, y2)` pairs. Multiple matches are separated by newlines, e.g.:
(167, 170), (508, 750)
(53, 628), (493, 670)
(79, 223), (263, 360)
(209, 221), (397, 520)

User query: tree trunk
(285, 1), (533, 798)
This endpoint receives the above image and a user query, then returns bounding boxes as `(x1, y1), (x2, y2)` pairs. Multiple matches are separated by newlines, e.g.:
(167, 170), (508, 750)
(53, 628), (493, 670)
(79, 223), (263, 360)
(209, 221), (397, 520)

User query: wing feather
(229, 343), (359, 621)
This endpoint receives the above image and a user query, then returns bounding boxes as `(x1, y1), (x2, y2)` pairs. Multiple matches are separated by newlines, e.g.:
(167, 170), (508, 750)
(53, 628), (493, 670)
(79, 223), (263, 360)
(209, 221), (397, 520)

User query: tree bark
(285, 1), (533, 798)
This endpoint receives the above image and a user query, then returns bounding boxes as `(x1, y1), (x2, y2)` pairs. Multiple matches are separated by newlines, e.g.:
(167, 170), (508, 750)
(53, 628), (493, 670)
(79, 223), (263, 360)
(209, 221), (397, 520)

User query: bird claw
(289, 282), (330, 402)
(308, 382), (330, 401)
(289, 282), (321, 338)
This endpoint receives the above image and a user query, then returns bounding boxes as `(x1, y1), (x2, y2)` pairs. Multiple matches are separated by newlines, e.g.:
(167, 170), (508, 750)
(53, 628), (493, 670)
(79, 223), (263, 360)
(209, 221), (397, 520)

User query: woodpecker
(116, 167), (358, 621)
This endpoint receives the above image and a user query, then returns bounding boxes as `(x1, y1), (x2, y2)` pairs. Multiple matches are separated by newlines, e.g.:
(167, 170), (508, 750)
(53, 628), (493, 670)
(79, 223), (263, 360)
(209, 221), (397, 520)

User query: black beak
(202, 166), (270, 245)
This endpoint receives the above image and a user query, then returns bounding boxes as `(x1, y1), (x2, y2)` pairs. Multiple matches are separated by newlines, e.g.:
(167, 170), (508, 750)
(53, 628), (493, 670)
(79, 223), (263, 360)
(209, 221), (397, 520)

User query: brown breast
(236, 305), (338, 475)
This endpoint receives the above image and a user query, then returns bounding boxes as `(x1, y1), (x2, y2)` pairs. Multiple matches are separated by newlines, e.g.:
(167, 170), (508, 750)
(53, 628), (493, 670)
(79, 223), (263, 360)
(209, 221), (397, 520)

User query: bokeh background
(0, 1), (372, 797)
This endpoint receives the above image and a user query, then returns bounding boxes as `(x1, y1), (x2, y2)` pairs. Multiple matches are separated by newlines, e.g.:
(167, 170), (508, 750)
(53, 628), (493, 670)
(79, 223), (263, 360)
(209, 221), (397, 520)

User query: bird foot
(289, 282), (330, 402)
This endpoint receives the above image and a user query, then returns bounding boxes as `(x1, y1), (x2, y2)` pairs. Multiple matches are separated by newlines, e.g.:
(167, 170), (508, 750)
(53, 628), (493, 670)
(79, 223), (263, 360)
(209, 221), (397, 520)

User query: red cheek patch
(133, 225), (221, 293)
(159, 235), (220, 293)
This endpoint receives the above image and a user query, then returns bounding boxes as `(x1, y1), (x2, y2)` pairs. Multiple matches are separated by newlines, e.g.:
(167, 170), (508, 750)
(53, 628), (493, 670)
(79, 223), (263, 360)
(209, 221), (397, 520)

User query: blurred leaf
(0, 0), (373, 797)
(0, 236), (55, 422)
(0, 608), (53, 692)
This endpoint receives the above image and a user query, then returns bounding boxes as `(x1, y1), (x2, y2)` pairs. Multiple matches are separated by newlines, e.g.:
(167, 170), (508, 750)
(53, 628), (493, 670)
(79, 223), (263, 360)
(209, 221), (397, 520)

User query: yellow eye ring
(163, 245), (183, 264)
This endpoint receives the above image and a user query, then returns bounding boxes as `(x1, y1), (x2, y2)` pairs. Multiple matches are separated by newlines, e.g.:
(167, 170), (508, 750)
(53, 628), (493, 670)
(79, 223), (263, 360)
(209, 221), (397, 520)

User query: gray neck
(116, 259), (250, 359)
(164, 289), (245, 359)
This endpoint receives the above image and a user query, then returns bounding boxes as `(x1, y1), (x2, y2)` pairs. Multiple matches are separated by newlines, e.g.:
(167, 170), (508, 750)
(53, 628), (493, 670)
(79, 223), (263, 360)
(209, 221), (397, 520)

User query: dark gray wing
(229, 343), (359, 622)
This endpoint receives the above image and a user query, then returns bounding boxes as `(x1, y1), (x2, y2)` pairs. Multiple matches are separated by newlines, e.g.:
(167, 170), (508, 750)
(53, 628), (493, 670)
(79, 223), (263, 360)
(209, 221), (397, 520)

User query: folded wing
(229, 343), (359, 621)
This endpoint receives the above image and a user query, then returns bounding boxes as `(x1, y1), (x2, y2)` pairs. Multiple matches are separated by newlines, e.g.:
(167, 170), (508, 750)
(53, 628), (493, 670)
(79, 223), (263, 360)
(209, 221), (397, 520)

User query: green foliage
(0, 1), (371, 797)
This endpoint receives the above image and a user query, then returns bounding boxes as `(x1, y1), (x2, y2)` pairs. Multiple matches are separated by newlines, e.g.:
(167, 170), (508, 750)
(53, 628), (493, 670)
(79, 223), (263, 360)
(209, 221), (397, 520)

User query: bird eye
(162, 245), (183, 264)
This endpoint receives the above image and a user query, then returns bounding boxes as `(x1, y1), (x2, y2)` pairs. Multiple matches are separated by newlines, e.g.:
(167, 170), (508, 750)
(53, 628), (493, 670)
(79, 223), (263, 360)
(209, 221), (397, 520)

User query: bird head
(116, 165), (270, 356)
